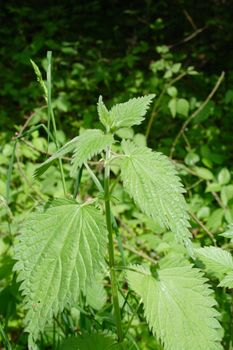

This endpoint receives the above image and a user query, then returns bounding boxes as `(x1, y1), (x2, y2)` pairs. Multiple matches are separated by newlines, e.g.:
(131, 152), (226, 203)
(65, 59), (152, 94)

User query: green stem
(73, 165), (83, 198)
(85, 161), (126, 267)
(123, 300), (141, 338)
(104, 147), (123, 343)
(85, 162), (103, 192)
(6, 141), (17, 205)
(47, 51), (66, 196)
(111, 214), (126, 267)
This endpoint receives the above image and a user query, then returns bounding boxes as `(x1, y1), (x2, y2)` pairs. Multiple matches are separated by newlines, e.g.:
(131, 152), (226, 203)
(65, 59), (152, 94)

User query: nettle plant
(12, 53), (233, 350)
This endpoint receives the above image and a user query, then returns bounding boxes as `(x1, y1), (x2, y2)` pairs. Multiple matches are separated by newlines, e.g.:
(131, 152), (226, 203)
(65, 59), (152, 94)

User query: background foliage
(0, 0), (233, 349)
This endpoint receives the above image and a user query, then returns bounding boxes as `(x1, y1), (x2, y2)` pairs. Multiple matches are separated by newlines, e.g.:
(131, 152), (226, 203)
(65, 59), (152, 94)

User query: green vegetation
(1, 1), (233, 349)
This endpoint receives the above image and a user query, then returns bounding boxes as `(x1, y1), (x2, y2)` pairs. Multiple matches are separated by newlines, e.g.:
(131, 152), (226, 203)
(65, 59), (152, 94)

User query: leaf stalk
(104, 146), (124, 343)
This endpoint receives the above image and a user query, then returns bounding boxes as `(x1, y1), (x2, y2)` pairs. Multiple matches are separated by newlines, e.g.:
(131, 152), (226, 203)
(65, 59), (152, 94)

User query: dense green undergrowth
(0, 51), (233, 349)
(1, 1), (233, 349)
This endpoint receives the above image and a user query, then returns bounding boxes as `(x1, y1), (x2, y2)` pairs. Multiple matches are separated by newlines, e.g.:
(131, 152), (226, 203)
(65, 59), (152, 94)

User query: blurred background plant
(0, 0), (233, 349)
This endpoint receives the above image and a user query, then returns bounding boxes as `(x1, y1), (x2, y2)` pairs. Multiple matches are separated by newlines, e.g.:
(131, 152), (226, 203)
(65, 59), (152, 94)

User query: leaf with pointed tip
(195, 246), (233, 280)
(71, 129), (114, 176)
(219, 271), (233, 288)
(97, 95), (110, 128)
(35, 129), (114, 177)
(119, 140), (192, 253)
(127, 263), (223, 350)
(34, 135), (79, 177)
(14, 199), (107, 341)
(107, 94), (155, 130)
(30, 59), (48, 101)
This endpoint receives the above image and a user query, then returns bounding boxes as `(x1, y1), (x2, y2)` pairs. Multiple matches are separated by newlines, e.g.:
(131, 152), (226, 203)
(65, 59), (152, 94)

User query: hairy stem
(47, 51), (67, 196)
(85, 161), (126, 267)
(104, 147), (123, 343)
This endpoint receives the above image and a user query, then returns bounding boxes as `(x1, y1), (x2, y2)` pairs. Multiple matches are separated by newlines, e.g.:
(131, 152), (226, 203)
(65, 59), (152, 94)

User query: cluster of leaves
(1, 1), (233, 349)
(1, 81), (233, 349)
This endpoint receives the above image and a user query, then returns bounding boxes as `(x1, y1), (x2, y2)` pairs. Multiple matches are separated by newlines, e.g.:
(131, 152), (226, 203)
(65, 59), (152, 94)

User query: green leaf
(107, 94), (155, 130)
(220, 224), (233, 241)
(116, 128), (134, 139)
(171, 62), (181, 73)
(34, 135), (80, 177)
(224, 89), (233, 104)
(206, 183), (221, 193)
(59, 333), (127, 350)
(187, 66), (198, 75)
(168, 98), (177, 117)
(86, 273), (107, 310)
(194, 167), (214, 180)
(97, 96), (110, 129)
(164, 69), (172, 79)
(194, 101), (214, 123)
(219, 271), (233, 288)
(224, 208), (233, 224)
(195, 246), (233, 280)
(133, 133), (146, 147)
(119, 141), (192, 253)
(14, 200), (107, 341)
(71, 130), (114, 176)
(0, 254), (14, 280)
(207, 209), (224, 232)
(184, 152), (199, 166)
(167, 86), (177, 98)
(30, 59), (48, 102)
(177, 98), (189, 116)
(35, 129), (114, 177)
(217, 168), (231, 185)
(220, 185), (233, 206)
(127, 263), (223, 350)
(197, 206), (210, 220)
